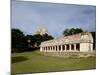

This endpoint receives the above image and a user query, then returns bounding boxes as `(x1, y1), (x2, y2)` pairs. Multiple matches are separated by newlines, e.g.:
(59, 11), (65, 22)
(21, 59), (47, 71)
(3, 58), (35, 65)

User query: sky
(11, 0), (96, 38)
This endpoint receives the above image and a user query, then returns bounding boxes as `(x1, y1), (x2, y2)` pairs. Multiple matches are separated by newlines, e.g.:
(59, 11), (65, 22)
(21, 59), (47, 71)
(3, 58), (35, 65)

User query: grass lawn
(11, 50), (96, 74)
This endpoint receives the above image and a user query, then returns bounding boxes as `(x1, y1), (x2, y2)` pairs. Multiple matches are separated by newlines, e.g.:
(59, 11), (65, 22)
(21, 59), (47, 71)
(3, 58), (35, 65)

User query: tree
(11, 29), (29, 52)
(63, 28), (83, 36)
(11, 28), (54, 52)
(25, 33), (54, 48)
(32, 34), (42, 47)
(42, 33), (54, 42)
(12, 29), (24, 49)
(33, 33), (54, 47)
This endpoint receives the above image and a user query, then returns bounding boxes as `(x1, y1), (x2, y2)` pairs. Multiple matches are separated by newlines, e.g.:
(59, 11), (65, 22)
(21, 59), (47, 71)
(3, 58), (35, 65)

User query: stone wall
(41, 51), (96, 58)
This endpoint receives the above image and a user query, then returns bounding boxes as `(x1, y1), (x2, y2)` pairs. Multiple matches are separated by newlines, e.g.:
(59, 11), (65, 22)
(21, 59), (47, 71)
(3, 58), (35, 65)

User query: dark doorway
(56, 46), (57, 51)
(76, 43), (80, 51)
(48, 46), (50, 50)
(59, 46), (61, 51)
(62, 45), (65, 50)
(71, 44), (74, 50)
(66, 45), (69, 50)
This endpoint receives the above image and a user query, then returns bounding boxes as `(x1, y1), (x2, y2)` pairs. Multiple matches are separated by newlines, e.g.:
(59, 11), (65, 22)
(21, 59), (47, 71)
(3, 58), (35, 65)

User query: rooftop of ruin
(40, 32), (93, 47)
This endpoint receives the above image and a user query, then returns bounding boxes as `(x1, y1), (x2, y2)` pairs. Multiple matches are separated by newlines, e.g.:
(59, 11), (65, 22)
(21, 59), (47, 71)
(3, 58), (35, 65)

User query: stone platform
(41, 51), (96, 58)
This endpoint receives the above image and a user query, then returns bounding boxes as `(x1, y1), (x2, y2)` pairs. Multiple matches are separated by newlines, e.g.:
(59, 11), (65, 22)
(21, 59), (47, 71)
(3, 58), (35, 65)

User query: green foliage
(33, 34), (42, 45)
(41, 33), (54, 41)
(11, 28), (54, 52)
(33, 33), (54, 46)
(63, 28), (83, 36)
(25, 33), (54, 47)
(11, 29), (25, 49)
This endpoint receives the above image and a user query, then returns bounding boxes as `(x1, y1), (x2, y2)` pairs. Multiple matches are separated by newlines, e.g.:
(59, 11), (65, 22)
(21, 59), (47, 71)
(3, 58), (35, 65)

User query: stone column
(49, 46), (51, 52)
(50, 46), (51, 52)
(46, 46), (48, 52)
(47, 46), (49, 52)
(51, 46), (53, 52)
(48, 46), (49, 52)
(40, 47), (42, 52)
(54, 46), (56, 52)
(45, 47), (47, 52)
(57, 45), (59, 52)
(43, 47), (44, 51)
(46, 47), (47, 52)
(49, 46), (50, 52)
(53, 46), (54, 52)
(61, 45), (63, 52)
(91, 43), (93, 51)
(74, 44), (76, 51)
(52, 46), (55, 52)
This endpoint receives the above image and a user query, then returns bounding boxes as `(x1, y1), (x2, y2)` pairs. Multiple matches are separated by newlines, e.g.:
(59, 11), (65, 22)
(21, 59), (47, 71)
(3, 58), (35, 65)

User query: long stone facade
(40, 32), (94, 52)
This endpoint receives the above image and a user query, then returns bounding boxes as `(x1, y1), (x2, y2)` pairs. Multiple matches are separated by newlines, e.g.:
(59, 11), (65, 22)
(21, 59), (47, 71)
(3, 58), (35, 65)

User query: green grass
(11, 50), (96, 74)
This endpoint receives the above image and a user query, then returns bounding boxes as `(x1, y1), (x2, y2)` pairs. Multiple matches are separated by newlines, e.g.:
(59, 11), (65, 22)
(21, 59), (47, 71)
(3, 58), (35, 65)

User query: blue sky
(11, 0), (96, 37)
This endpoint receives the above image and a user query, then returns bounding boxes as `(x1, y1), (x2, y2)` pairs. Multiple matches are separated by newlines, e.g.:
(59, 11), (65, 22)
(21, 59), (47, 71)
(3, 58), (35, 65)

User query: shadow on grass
(11, 56), (28, 64)
(12, 47), (40, 53)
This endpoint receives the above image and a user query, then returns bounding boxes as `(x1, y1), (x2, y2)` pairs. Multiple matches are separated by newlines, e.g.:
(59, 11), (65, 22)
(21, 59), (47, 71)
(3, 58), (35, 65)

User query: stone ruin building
(40, 32), (94, 53)
(34, 28), (49, 35)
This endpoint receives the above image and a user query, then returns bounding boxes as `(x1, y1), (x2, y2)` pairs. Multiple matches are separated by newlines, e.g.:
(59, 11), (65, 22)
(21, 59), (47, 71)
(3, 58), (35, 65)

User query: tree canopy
(12, 29), (25, 49)
(63, 28), (83, 36)
(11, 28), (54, 52)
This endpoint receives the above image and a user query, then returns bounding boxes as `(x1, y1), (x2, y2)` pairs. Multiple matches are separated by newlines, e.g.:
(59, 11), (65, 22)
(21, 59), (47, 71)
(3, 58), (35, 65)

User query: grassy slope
(11, 50), (96, 74)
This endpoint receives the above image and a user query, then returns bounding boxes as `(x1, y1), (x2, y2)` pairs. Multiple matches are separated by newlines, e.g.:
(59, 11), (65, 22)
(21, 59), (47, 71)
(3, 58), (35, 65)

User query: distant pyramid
(34, 27), (49, 35)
